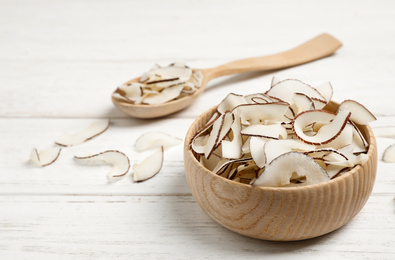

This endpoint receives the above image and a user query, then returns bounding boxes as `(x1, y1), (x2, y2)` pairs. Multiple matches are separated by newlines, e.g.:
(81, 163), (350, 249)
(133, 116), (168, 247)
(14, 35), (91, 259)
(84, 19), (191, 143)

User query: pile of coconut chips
(112, 62), (203, 105)
(189, 77), (376, 187)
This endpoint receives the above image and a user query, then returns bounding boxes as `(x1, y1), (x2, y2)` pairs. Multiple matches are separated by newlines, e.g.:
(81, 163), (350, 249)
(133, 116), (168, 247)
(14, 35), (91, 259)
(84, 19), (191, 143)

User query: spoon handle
(202, 33), (342, 80)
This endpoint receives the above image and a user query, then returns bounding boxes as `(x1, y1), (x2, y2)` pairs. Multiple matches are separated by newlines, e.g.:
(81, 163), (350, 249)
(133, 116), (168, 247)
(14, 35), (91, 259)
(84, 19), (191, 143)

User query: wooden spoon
(112, 33), (342, 119)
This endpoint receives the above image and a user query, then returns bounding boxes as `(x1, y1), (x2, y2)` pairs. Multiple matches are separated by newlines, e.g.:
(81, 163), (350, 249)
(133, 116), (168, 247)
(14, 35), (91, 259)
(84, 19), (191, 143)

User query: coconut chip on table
(189, 77), (376, 187)
(112, 62), (203, 105)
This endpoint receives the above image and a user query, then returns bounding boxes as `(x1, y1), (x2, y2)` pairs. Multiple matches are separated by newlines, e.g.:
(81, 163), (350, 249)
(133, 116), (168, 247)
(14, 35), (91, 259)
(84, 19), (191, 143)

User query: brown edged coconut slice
(249, 136), (267, 168)
(264, 139), (316, 165)
(291, 93), (315, 115)
(142, 84), (185, 104)
(221, 116), (243, 159)
(293, 109), (351, 145)
(30, 147), (61, 167)
(232, 102), (290, 125)
(148, 65), (192, 82)
(74, 150), (130, 179)
(241, 123), (287, 140)
(55, 119), (110, 147)
(265, 79), (326, 104)
(337, 99), (376, 125)
(314, 82), (333, 103)
(118, 83), (144, 102)
(382, 144), (395, 163)
(133, 146), (164, 182)
(134, 131), (182, 152)
(253, 152), (329, 187)
(204, 111), (234, 158)
(217, 93), (247, 114)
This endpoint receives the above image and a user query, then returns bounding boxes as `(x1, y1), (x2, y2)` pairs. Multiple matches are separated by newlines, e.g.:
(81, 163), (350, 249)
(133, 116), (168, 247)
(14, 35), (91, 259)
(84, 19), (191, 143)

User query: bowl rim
(185, 101), (377, 192)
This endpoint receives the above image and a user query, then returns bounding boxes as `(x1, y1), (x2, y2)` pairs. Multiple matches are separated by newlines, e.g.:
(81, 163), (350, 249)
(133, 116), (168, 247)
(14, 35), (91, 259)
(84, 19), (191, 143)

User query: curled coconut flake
(337, 100), (377, 125)
(133, 146), (164, 182)
(55, 119), (110, 147)
(265, 79), (326, 104)
(30, 147), (61, 167)
(74, 150), (130, 179)
(135, 131), (182, 152)
(293, 109), (351, 145)
(253, 152), (329, 187)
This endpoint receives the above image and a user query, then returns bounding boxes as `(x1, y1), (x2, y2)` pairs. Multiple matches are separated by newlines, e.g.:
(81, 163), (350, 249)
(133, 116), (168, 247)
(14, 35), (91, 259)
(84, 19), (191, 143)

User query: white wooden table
(1, 0), (395, 259)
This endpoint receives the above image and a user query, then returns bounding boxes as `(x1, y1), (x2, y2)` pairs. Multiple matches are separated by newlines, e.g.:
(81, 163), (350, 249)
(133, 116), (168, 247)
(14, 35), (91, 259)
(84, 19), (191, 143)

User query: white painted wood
(1, 0), (395, 259)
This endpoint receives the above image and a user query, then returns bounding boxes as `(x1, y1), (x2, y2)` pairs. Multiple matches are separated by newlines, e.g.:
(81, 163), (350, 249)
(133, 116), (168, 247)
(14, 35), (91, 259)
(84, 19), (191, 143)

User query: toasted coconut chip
(264, 139), (316, 165)
(253, 152), (329, 187)
(142, 84), (184, 104)
(314, 82), (333, 103)
(74, 150), (130, 179)
(217, 93), (247, 114)
(232, 102), (289, 125)
(204, 111), (234, 158)
(291, 93), (315, 115)
(337, 99), (376, 125)
(241, 123), (287, 140)
(30, 147), (61, 167)
(134, 131), (182, 152)
(200, 152), (222, 171)
(249, 137), (267, 168)
(383, 144), (395, 163)
(293, 110), (351, 145)
(55, 119), (110, 147)
(265, 79), (325, 104)
(133, 147), (164, 182)
(221, 116), (243, 159)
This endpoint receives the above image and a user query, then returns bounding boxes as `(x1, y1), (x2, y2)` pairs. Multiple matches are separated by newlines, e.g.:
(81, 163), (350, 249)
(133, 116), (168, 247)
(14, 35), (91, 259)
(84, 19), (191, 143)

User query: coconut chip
(55, 119), (110, 147)
(74, 150), (130, 180)
(133, 146), (164, 182)
(30, 147), (61, 167)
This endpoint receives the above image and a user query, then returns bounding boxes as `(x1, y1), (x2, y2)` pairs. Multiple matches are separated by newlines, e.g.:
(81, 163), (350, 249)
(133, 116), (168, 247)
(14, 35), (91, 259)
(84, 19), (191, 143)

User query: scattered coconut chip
(55, 119), (110, 147)
(133, 146), (164, 182)
(253, 152), (329, 187)
(74, 150), (130, 179)
(382, 144), (395, 163)
(30, 147), (61, 167)
(135, 131), (182, 152)
(372, 126), (395, 139)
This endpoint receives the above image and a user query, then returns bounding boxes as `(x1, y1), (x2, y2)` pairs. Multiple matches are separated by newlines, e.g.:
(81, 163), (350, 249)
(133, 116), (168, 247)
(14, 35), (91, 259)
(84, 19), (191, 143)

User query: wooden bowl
(183, 101), (377, 241)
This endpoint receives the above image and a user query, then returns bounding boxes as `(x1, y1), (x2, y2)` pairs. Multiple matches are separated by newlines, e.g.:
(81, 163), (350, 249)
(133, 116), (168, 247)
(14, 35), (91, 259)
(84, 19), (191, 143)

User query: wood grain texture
(184, 103), (377, 241)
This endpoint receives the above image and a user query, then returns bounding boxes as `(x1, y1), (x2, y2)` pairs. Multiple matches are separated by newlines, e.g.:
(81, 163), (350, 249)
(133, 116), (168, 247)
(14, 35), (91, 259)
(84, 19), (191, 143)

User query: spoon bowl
(112, 33), (342, 119)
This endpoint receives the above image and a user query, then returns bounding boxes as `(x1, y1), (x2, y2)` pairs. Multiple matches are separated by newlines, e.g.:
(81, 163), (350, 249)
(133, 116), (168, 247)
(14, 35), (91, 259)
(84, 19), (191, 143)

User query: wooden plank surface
(1, 0), (395, 259)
